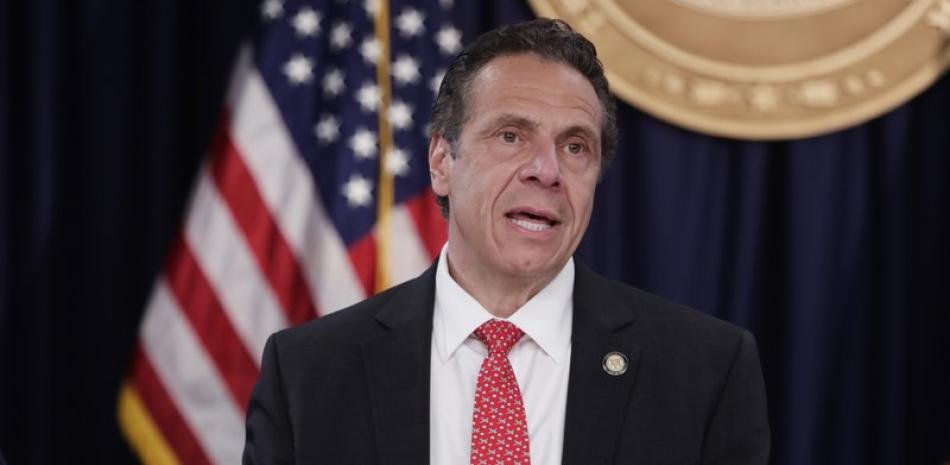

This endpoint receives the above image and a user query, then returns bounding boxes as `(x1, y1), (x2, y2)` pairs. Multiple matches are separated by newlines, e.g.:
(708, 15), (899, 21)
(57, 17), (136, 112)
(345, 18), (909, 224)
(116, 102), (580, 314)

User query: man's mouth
(505, 210), (560, 233)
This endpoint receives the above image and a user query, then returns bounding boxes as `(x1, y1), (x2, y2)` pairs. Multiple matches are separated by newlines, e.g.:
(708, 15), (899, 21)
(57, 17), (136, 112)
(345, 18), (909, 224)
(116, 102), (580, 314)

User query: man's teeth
(510, 217), (552, 232)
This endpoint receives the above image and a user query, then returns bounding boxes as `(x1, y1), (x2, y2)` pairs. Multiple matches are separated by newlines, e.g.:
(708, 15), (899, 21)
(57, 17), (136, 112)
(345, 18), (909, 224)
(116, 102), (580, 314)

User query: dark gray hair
(429, 18), (618, 216)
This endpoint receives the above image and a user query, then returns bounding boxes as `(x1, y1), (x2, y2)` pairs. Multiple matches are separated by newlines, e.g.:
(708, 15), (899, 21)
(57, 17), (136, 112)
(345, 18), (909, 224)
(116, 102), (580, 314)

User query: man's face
(429, 53), (603, 283)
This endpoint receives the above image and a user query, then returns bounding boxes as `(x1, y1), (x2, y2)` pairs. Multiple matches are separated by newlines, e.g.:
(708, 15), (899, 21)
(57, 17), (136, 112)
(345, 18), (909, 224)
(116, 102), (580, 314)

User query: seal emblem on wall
(528, 0), (950, 139)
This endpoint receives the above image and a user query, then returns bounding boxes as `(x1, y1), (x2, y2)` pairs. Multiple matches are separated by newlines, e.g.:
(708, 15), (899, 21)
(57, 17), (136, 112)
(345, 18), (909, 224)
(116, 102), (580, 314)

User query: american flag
(118, 0), (460, 463)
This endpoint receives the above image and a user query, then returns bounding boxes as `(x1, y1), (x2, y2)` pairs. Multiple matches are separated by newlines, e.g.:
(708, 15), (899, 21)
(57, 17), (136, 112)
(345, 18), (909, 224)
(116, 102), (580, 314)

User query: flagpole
(374, 0), (394, 293)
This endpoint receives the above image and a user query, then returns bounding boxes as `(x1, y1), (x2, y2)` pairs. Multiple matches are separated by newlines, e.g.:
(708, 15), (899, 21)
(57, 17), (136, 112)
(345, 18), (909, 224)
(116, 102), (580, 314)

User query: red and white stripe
(121, 46), (446, 465)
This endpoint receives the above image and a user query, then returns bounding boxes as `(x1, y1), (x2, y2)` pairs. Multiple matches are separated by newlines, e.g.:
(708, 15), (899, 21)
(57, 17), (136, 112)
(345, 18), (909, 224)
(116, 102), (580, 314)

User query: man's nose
(519, 141), (560, 188)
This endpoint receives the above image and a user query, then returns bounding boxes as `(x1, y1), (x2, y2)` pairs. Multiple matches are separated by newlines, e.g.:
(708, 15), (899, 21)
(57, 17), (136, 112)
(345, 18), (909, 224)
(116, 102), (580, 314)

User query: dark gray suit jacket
(244, 262), (770, 464)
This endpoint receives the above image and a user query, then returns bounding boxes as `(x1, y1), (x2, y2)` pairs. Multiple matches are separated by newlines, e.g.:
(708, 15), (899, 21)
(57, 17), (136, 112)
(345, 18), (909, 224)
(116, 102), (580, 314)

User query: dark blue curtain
(580, 83), (950, 465)
(1, 1), (948, 464)
(0, 0), (257, 463)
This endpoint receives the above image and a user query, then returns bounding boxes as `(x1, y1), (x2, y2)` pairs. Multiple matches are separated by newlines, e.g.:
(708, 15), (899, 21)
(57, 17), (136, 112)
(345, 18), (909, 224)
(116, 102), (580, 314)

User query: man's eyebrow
(561, 125), (598, 142)
(476, 114), (539, 136)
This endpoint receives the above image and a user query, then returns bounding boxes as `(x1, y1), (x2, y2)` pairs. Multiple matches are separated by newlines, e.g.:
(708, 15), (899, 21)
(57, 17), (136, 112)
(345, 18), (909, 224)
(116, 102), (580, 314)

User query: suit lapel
(562, 264), (642, 465)
(362, 264), (437, 465)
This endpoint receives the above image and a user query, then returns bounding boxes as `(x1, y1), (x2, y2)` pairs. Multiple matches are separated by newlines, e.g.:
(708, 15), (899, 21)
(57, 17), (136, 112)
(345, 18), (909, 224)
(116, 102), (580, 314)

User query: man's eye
(566, 142), (585, 154)
(500, 131), (518, 143)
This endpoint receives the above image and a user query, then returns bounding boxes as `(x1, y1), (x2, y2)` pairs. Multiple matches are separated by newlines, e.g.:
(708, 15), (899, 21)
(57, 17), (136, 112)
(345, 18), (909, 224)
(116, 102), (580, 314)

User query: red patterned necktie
(470, 319), (531, 465)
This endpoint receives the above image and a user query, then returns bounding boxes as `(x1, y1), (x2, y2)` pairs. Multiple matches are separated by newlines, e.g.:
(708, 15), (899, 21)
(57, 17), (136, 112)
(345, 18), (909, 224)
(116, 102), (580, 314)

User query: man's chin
(499, 254), (566, 281)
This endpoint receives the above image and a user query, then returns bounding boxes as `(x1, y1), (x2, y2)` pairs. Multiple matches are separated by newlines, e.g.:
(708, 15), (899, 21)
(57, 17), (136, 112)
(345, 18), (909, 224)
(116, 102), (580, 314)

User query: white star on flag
(314, 114), (341, 144)
(283, 54), (314, 84)
(385, 147), (410, 176)
(342, 174), (373, 207)
(395, 8), (426, 38)
(435, 25), (462, 55)
(292, 7), (321, 37)
(329, 21), (353, 50)
(261, 0), (283, 20)
(430, 68), (446, 94)
(363, 0), (379, 17)
(349, 127), (378, 159)
(388, 100), (413, 131)
(359, 37), (381, 65)
(391, 54), (420, 85)
(355, 82), (381, 112)
(322, 68), (345, 97)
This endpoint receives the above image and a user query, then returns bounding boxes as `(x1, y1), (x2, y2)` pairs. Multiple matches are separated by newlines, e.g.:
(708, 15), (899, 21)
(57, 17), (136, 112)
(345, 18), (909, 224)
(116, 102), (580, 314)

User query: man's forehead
(465, 55), (603, 130)
(469, 53), (574, 86)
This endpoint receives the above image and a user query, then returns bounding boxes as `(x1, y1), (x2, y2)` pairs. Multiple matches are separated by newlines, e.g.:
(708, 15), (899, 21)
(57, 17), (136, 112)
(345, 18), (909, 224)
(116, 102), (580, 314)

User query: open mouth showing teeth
(506, 211), (558, 233)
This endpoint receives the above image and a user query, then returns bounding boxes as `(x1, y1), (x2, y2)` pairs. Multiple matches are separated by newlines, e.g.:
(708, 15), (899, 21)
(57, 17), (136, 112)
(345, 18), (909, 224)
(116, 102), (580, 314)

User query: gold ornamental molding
(528, 0), (950, 140)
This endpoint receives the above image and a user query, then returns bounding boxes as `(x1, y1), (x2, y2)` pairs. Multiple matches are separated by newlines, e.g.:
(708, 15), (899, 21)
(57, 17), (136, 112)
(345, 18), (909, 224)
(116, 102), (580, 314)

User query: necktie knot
(474, 320), (524, 355)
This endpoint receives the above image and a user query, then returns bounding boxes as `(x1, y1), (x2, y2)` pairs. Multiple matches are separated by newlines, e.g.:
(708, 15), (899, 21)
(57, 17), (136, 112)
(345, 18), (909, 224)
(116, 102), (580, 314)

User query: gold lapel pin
(602, 351), (628, 376)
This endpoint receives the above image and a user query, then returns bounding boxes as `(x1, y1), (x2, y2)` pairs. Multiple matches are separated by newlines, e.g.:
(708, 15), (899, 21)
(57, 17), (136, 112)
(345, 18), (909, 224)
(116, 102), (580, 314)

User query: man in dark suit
(244, 19), (769, 465)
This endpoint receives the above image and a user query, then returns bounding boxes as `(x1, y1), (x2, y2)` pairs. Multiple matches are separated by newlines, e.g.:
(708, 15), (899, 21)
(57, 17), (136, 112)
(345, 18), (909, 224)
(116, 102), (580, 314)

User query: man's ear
(428, 133), (452, 197)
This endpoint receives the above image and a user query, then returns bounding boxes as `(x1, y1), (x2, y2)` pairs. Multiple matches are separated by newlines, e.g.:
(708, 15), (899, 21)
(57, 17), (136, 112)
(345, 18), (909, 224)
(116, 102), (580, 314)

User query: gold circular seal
(528, 0), (950, 140)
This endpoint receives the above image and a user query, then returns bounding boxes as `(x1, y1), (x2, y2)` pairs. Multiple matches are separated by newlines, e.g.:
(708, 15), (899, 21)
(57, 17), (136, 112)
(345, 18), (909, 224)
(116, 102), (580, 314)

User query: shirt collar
(433, 244), (574, 365)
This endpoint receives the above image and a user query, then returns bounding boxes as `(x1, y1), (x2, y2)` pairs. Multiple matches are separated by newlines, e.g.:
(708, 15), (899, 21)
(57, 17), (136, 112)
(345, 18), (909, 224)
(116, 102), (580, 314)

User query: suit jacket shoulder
(244, 265), (437, 465)
(585, 266), (751, 359)
(271, 271), (424, 348)
(565, 263), (770, 464)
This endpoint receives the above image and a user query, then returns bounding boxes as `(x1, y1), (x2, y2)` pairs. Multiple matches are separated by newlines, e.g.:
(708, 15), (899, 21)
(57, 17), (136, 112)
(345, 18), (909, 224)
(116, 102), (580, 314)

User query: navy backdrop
(1, 1), (948, 464)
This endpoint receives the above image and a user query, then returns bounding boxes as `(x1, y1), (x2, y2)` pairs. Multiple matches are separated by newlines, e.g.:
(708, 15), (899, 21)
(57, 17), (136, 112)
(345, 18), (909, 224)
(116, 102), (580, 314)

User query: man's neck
(444, 250), (560, 319)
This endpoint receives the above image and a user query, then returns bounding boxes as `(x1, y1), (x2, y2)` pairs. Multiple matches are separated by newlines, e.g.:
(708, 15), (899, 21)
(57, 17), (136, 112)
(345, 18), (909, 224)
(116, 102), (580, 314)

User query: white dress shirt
(430, 245), (574, 465)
